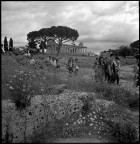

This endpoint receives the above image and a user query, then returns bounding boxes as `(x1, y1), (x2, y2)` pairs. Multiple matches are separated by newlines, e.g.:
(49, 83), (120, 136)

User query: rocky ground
(2, 87), (139, 143)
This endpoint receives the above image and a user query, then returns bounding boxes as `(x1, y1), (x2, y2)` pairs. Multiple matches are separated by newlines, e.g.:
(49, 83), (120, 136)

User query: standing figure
(115, 56), (121, 85)
(73, 58), (79, 75)
(105, 54), (113, 83)
(110, 53), (121, 84)
(93, 56), (104, 83)
(103, 57), (109, 82)
(134, 55), (139, 87)
(29, 55), (35, 65)
(67, 57), (74, 76)
(56, 58), (60, 69)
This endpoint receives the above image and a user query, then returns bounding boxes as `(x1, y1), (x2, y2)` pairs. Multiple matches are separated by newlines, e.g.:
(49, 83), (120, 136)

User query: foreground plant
(9, 70), (38, 110)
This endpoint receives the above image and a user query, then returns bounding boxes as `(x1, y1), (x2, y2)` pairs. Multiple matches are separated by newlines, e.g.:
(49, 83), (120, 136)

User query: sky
(1, 1), (139, 54)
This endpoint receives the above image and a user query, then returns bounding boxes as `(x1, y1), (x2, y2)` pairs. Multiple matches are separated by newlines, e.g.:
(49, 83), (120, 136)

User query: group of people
(134, 54), (139, 87)
(67, 57), (79, 76)
(93, 53), (121, 85)
(93, 53), (139, 87)
(25, 50), (36, 65)
(48, 56), (60, 69)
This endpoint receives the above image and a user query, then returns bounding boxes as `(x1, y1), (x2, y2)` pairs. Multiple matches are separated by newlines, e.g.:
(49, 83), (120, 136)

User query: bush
(12, 48), (25, 56)
(9, 70), (39, 110)
(67, 78), (138, 109)
(16, 55), (29, 66)
(106, 119), (137, 143)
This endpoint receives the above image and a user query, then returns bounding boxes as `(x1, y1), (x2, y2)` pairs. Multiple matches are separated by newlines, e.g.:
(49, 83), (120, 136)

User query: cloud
(1, 1), (139, 52)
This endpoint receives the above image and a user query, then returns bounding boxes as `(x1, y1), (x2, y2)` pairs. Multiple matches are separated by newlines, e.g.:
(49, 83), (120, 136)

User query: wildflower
(90, 118), (95, 122)
(19, 71), (24, 74)
(77, 119), (80, 124)
(9, 86), (14, 90)
(94, 115), (97, 119)
(73, 122), (76, 125)
(79, 113), (82, 117)
(66, 123), (69, 126)
(90, 123), (93, 126)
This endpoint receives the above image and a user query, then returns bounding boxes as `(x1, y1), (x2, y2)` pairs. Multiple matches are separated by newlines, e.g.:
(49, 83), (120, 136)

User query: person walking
(67, 57), (74, 76)
(105, 54), (113, 83)
(93, 56), (104, 83)
(73, 58), (79, 75)
(115, 56), (121, 85)
(110, 53), (121, 84)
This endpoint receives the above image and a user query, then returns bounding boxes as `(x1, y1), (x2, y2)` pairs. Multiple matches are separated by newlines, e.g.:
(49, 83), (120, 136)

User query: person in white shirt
(29, 55), (35, 65)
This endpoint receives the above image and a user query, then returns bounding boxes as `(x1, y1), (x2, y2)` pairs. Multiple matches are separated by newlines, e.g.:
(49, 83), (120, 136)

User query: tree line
(102, 40), (139, 58)
(27, 26), (79, 56)
(1, 36), (13, 51)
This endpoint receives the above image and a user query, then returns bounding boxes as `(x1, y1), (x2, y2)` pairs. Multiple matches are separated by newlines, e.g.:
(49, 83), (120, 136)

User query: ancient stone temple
(46, 39), (87, 55)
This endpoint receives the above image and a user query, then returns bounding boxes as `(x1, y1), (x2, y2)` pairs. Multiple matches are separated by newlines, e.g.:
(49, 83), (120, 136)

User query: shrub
(67, 78), (138, 109)
(106, 119), (137, 143)
(12, 48), (25, 56)
(15, 55), (30, 66)
(9, 70), (39, 110)
(33, 60), (45, 69)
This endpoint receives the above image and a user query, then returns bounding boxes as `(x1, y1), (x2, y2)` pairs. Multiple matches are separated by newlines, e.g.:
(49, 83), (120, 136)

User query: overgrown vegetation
(67, 77), (139, 110)
(9, 70), (39, 110)
(2, 52), (139, 143)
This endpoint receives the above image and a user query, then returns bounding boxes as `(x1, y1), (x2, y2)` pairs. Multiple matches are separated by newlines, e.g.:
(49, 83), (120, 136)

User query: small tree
(27, 31), (38, 49)
(27, 39), (37, 49)
(4, 36), (8, 51)
(9, 38), (13, 51)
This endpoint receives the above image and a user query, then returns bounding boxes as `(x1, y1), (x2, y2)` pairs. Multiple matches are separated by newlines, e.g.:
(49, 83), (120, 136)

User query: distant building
(46, 39), (87, 55)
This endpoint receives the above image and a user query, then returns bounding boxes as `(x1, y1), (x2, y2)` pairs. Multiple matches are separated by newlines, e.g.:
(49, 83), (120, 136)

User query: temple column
(78, 48), (80, 54)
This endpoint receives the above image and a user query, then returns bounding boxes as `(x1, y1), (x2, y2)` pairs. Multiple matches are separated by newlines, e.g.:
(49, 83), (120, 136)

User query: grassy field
(2, 50), (139, 143)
